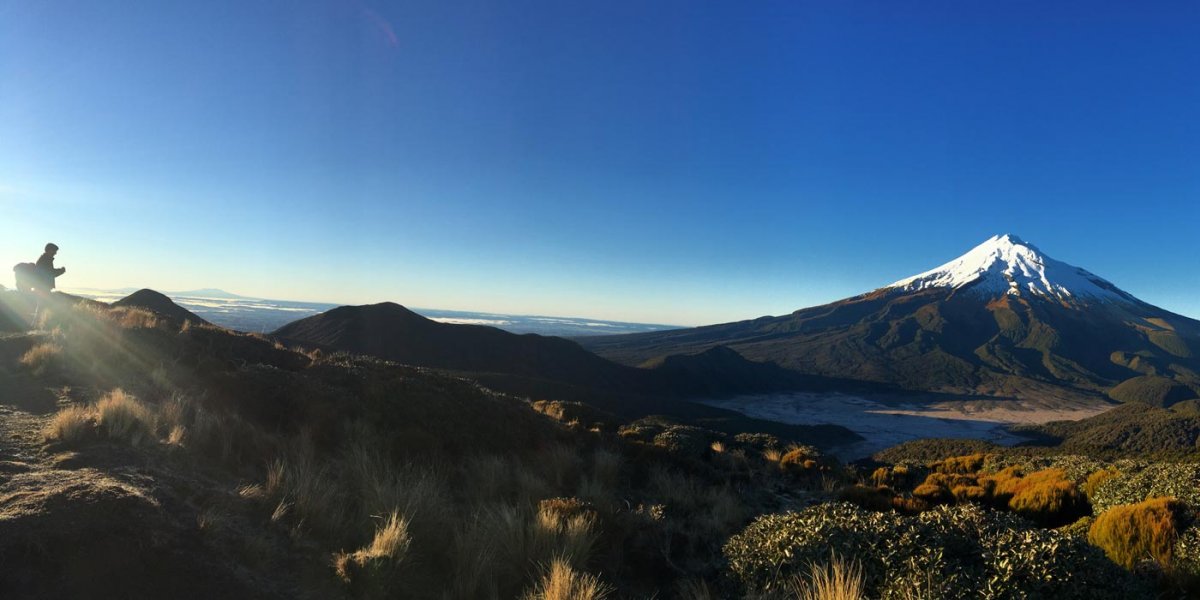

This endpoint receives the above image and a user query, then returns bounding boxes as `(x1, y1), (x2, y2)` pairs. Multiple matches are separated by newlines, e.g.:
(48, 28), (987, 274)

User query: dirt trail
(0, 333), (67, 469)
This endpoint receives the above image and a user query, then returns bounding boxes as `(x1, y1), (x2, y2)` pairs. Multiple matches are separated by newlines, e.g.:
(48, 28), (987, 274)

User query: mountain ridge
(581, 235), (1200, 406)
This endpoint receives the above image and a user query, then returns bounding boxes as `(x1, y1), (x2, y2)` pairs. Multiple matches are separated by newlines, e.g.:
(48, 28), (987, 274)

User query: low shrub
(869, 464), (916, 489)
(1087, 497), (1184, 569)
(987, 468), (1089, 528)
(1088, 463), (1200, 513)
(931, 453), (989, 474)
(724, 502), (1149, 599)
(838, 485), (897, 512)
(912, 482), (954, 505)
(779, 445), (821, 468)
(906, 466), (1090, 527)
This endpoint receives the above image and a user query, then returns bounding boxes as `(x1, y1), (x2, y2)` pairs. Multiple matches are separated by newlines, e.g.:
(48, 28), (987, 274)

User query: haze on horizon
(3, 1), (1198, 326)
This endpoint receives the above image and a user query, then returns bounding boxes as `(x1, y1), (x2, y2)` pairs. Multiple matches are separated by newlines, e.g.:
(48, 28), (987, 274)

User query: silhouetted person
(28, 243), (65, 294)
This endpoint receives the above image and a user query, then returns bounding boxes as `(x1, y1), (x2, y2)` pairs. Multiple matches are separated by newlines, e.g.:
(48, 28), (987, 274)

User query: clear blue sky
(2, 0), (1197, 325)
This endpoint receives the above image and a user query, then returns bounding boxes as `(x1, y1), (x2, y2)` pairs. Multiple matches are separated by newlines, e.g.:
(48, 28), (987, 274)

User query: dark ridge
(579, 285), (1200, 407)
(114, 289), (210, 326)
(273, 302), (865, 448)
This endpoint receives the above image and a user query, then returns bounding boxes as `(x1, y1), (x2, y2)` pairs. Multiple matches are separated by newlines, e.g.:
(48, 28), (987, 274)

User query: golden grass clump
(837, 485), (897, 512)
(984, 467), (1088, 527)
(870, 464), (916, 490)
(534, 498), (599, 568)
(930, 453), (988, 474)
(1087, 497), (1183, 569)
(334, 510), (412, 582)
(43, 404), (95, 445)
(20, 342), (63, 376)
(95, 389), (156, 446)
(912, 482), (954, 505)
(520, 558), (612, 600)
(779, 445), (819, 469)
(951, 484), (990, 503)
(790, 553), (866, 600)
(109, 306), (163, 330)
(1083, 468), (1120, 499)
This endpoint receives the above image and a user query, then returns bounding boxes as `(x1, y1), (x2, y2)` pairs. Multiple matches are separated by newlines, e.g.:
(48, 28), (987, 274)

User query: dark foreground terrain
(0, 290), (1197, 599)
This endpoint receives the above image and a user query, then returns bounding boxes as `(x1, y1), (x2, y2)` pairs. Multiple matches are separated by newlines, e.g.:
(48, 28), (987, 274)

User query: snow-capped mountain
(581, 235), (1200, 406)
(888, 234), (1136, 305)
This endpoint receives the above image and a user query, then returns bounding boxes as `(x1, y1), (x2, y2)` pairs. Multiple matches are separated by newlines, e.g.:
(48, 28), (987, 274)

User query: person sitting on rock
(34, 243), (66, 293)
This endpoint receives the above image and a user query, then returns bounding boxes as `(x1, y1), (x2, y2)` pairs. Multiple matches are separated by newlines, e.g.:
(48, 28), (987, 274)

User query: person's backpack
(12, 263), (36, 293)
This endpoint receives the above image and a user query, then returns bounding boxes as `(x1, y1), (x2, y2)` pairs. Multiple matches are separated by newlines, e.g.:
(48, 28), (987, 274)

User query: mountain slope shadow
(273, 303), (865, 447)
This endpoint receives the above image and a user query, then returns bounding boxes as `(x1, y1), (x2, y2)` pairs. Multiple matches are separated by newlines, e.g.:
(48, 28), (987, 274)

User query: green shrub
(1088, 463), (1200, 513)
(724, 503), (1148, 599)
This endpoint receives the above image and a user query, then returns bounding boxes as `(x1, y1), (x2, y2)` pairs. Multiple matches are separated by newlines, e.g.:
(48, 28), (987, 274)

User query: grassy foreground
(0, 292), (1196, 598)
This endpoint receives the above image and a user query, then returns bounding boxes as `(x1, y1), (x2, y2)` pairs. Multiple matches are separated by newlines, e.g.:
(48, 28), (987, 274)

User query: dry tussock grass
(20, 342), (62, 376)
(345, 444), (452, 550)
(262, 454), (350, 541)
(520, 558), (612, 600)
(43, 404), (94, 445)
(96, 389), (156, 446)
(43, 389), (159, 447)
(109, 307), (163, 330)
(676, 578), (717, 600)
(790, 553), (866, 600)
(450, 496), (600, 598)
(334, 510), (413, 581)
(534, 498), (598, 569)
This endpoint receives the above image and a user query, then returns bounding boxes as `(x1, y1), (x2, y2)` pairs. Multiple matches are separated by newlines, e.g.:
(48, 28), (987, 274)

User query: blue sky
(2, 0), (1197, 325)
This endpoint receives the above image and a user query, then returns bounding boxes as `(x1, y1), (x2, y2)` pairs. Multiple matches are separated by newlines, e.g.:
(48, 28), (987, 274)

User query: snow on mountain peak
(887, 234), (1134, 304)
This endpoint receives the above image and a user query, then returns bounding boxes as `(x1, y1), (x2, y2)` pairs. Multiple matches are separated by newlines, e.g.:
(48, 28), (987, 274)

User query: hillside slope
(114, 289), (210, 326)
(582, 235), (1200, 404)
(274, 302), (647, 390)
(272, 302), (861, 446)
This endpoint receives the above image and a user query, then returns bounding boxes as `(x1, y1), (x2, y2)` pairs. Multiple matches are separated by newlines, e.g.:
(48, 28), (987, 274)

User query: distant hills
(581, 234), (1200, 407)
(63, 288), (677, 338)
(274, 302), (648, 389)
(271, 301), (860, 446)
(272, 302), (826, 399)
(114, 289), (210, 326)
